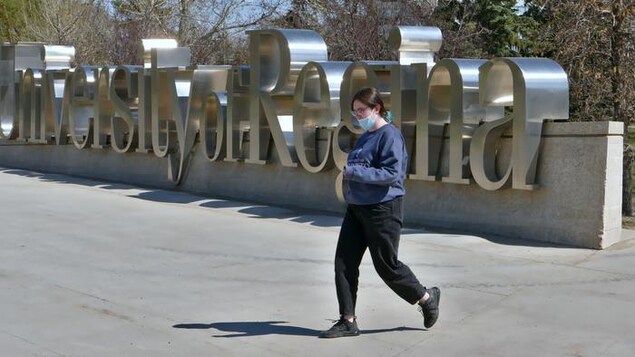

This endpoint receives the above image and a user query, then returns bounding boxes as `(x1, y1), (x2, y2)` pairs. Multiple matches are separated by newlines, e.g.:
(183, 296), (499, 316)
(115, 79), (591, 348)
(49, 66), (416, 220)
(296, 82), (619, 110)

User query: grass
(623, 215), (635, 229)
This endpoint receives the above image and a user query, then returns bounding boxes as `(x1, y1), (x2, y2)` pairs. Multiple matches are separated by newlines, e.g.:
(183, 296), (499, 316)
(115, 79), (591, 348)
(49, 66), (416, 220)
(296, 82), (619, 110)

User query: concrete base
(0, 121), (623, 249)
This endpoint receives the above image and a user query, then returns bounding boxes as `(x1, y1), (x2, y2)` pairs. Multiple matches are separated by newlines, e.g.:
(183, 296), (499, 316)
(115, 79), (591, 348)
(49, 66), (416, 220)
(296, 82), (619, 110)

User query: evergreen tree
(430, 0), (540, 58)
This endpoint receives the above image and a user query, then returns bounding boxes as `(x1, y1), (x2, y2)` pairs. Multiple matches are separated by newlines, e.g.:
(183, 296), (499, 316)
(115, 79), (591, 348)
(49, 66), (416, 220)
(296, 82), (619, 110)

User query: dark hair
(351, 87), (388, 119)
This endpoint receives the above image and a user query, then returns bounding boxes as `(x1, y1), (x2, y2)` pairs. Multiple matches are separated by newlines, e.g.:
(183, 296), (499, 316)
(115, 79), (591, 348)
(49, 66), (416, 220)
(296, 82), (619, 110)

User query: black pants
(334, 196), (426, 317)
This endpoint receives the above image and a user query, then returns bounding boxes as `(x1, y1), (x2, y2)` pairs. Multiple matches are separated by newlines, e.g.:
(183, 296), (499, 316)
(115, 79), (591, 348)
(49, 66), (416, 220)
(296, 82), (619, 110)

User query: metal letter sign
(0, 26), (569, 197)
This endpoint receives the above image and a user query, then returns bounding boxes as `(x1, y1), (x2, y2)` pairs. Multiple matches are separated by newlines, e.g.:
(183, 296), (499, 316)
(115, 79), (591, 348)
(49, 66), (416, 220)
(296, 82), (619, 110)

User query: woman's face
(351, 100), (376, 119)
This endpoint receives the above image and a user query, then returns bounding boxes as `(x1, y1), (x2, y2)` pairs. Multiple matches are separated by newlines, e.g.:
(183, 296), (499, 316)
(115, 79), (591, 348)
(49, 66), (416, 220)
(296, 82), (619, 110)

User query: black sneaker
(418, 287), (440, 328)
(319, 318), (360, 338)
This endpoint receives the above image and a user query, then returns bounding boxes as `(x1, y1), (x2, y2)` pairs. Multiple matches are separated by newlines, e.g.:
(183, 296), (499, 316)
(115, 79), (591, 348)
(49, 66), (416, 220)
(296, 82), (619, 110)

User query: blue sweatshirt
(343, 124), (407, 205)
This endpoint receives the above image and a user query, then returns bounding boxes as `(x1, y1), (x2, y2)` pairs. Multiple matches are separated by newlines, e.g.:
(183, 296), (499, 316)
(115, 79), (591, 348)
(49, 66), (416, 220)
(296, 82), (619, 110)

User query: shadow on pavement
(0, 168), (132, 189)
(0, 167), (579, 248)
(173, 321), (319, 337)
(172, 321), (425, 337)
(0, 167), (342, 228)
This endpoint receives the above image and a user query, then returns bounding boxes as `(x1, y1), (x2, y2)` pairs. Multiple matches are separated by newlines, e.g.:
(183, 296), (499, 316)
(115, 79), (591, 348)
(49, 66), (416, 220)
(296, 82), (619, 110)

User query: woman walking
(320, 87), (440, 338)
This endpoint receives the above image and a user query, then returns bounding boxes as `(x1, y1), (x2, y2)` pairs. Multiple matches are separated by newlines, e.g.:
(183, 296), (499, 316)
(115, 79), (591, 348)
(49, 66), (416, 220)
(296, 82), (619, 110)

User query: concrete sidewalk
(1, 167), (634, 357)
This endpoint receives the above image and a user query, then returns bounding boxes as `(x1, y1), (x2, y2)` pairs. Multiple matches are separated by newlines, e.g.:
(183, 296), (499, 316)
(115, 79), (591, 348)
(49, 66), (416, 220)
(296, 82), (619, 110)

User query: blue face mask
(357, 113), (376, 131)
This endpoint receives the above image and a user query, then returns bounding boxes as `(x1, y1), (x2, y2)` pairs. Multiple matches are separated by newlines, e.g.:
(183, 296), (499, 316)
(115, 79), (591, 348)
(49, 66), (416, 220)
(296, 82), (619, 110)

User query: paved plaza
(1, 167), (634, 356)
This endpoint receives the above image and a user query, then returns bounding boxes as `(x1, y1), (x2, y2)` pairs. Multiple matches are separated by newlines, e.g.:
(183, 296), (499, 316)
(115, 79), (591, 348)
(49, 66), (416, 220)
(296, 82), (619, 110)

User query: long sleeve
(343, 125), (408, 205)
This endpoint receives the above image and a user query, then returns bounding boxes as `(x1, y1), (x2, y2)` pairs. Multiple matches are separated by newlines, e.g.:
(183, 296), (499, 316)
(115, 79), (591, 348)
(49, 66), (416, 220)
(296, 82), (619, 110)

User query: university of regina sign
(0, 26), (569, 200)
